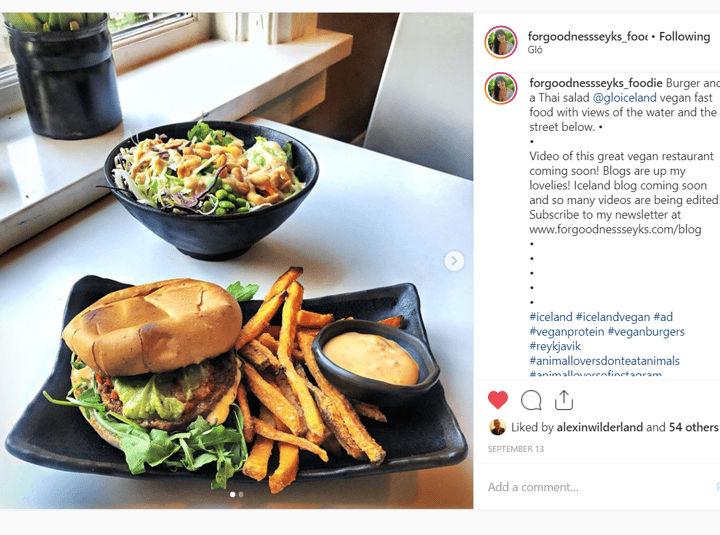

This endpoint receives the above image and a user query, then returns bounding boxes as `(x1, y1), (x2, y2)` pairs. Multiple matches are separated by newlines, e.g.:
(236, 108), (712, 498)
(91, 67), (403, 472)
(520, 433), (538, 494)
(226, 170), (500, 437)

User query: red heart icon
(488, 391), (508, 409)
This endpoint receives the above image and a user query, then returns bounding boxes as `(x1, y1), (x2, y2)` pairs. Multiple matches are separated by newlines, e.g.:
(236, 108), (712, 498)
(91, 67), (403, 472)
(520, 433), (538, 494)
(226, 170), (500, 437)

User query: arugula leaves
(187, 121), (235, 147)
(108, 407), (247, 489)
(226, 281), (260, 302)
(44, 390), (248, 490)
(188, 121), (216, 144)
(43, 389), (104, 410)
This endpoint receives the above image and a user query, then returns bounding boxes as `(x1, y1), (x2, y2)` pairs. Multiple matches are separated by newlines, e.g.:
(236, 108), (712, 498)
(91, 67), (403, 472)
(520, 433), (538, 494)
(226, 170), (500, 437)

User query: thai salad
(111, 122), (304, 216)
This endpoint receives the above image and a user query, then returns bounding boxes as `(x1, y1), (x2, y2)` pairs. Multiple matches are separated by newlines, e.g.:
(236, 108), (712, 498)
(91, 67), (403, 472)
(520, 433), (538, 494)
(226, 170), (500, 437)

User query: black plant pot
(6, 17), (122, 140)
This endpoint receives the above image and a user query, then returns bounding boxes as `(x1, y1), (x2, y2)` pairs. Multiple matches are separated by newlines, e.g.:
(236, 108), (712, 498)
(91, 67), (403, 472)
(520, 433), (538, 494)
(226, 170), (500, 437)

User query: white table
(0, 118), (473, 509)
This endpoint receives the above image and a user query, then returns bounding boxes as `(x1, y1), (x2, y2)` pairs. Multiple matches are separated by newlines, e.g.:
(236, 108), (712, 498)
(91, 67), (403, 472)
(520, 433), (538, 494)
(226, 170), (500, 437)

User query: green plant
(2, 13), (106, 32)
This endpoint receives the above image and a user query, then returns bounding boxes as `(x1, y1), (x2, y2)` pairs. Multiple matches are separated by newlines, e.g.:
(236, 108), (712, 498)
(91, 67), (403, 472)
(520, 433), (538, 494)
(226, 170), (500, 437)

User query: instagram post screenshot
(0, 10), (473, 519)
(478, 3), (720, 517)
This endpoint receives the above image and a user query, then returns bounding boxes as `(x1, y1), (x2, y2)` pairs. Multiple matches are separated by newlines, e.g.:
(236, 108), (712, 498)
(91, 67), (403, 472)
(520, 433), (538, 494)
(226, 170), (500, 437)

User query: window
(0, 12), (212, 115)
(110, 13), (211, 73)
(108, 12), (176, 34)
(0, 13), (318, 117)
(0, 23), (14, 71)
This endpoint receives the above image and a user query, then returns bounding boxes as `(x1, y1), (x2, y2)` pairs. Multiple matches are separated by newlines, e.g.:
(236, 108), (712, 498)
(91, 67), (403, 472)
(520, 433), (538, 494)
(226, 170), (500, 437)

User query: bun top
(62, 279), (243, 377)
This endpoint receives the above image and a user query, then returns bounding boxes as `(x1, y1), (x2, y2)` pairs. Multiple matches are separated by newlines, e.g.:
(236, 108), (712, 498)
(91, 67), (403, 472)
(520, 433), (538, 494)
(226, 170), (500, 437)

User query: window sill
(0, 29), (352, 256)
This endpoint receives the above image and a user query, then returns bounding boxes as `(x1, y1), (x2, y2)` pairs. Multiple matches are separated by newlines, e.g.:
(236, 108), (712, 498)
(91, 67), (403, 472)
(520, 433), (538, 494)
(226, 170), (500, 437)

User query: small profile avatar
(490, 418), (506, 436)
(486, 27), (517, 58)
(486, 73), (516, 104)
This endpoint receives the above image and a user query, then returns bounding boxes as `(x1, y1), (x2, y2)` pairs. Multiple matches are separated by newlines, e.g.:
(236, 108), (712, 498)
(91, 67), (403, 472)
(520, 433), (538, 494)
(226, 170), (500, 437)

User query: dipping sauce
(322, 332), (419, 386)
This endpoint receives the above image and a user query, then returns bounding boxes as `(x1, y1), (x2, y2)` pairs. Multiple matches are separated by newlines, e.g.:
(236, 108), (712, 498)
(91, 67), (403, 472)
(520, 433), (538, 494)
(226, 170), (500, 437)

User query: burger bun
(62, 278), (243, 377)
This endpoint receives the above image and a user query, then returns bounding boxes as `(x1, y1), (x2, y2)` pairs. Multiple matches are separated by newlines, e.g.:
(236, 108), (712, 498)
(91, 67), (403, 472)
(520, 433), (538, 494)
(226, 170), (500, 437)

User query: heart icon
(488, 391), (508, 409)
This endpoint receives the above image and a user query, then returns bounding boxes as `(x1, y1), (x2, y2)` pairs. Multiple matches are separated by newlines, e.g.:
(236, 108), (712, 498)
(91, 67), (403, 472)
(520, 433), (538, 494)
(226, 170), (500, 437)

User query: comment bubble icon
(521, 390), (542, 410)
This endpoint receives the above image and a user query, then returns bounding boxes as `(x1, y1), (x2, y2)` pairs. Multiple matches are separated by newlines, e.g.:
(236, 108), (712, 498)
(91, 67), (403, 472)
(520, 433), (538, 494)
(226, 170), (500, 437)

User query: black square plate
(6, 275), (468, 483)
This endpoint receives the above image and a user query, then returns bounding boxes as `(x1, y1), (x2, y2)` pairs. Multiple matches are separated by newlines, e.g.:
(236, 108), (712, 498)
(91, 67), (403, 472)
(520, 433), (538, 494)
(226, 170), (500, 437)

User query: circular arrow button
(444, 251), (465, 272)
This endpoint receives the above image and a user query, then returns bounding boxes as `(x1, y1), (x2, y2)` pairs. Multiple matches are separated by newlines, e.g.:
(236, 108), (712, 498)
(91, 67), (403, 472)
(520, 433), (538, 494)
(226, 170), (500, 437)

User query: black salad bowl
(311, 320), (441, 407)
(103, 121), (319, 261)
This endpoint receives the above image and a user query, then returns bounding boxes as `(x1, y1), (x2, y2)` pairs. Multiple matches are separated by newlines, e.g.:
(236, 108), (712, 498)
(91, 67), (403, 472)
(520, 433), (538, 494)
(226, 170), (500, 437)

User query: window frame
(111, 13), (212, 73)
(0, 12), (213, 116)
(0, 13), (317, 117)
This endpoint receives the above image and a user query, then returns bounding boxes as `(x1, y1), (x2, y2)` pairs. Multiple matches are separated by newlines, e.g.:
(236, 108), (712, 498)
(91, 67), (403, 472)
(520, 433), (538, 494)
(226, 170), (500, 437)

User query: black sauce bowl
(311, 319), (441, 407)
(103, 121), (319, 261)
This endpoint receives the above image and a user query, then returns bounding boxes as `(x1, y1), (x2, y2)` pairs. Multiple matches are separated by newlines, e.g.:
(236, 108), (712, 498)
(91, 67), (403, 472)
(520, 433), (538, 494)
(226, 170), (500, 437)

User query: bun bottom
(80, 406), (123, 449)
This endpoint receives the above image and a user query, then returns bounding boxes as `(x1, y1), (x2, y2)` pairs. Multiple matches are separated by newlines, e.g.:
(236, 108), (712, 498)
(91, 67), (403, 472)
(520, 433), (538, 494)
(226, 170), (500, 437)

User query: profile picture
(485, 73), (517, 105)
(490, 418), (507, 436)
(486, 26), (517, 58)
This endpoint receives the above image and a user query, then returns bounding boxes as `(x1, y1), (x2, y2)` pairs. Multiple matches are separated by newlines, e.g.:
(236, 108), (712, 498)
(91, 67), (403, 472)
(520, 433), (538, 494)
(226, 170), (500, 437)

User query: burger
(56, 278), (249, 487)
